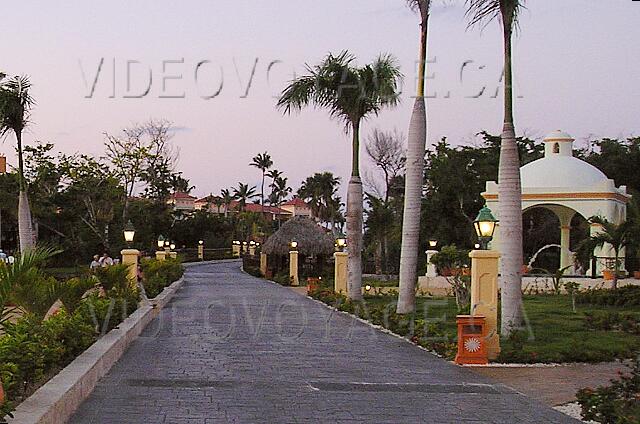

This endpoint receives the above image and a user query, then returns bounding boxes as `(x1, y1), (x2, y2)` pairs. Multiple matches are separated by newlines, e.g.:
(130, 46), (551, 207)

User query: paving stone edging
(6, 275), (186, 424)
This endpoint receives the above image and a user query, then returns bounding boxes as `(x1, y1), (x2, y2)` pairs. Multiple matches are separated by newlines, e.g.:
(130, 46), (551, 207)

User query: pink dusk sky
(2, 0), (639, 198)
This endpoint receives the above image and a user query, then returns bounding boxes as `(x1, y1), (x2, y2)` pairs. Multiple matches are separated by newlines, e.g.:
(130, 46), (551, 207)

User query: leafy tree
(397, 0), (432, 314)
(0, 75), (36, 250)
(466, 0), (527, 336)
(278, 51), (402, 300)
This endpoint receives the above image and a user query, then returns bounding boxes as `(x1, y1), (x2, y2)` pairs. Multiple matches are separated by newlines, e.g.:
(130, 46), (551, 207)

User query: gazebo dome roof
(521, 156), (609, 189)
(521, 130), (609, 189)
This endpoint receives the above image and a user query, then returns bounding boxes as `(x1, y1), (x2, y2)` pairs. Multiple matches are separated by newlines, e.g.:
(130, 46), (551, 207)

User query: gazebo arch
(483, 130), (631, 275)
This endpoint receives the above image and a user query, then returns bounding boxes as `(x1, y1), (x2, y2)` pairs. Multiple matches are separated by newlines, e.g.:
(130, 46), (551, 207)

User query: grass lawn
(353, 294), (640, 363)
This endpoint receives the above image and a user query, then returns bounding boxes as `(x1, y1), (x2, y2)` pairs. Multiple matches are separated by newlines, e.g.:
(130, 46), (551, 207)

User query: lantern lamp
(157, 235), (165, 249)
(123, 221), (135, 244)
(473, 205), (498, 250)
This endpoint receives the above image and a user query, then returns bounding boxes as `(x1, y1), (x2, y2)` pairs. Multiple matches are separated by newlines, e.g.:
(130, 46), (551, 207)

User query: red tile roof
(169, 191), (196, 200)
(281, 197), (310, 207)
(195, 195), (221, 203)
(229, 201), (291, 215)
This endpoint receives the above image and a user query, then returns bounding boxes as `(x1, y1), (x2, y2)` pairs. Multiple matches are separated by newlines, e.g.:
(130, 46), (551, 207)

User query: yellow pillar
(121, 249), (140, 286)
(469, 249), (501, 360)
(249, 246), (256, 256)
(169, 252), (177, 259)
(155, 250), (166, 261)
(260, 252), (268, 276)
(232, 244), (240, 258)
(334, 252), (348, 294)
(289, 250), (299, 286)
(198, 245), (204, 261)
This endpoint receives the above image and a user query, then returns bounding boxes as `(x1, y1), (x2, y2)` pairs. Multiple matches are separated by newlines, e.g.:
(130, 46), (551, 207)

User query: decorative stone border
(6, 275), (186, 424)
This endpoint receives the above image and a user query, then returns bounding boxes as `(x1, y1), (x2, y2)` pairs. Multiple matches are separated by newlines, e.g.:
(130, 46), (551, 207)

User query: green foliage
(308, 288), (456, 358)
(576, 286), (640, 307)
(577, 356), (640, 424)
(57, 276), (97, 314)
(584, 311), (640, 334)
(140, 258), (184, 298)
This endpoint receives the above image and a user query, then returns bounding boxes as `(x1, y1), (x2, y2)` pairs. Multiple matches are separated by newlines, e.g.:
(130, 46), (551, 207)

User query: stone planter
(634, 271), (640, 280)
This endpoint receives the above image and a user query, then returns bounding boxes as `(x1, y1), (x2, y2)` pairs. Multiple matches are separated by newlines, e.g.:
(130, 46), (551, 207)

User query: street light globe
(157, 235), (165, 249)
(164, 240), (170, 247)
(428, 239), (437, 248)
(170, 243), (176, 250)
(290, 240), (298, 249)
(123, 220), (135, 243)
(198, 240), (204, 245)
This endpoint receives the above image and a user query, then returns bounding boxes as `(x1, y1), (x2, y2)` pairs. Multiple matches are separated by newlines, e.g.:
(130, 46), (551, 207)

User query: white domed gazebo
(483, 130), (631, 275)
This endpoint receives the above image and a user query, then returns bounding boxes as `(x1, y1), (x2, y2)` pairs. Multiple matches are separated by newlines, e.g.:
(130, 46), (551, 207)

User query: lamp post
(232, 240), (241, 258)
(469, 204), (500, 359)
(473, 205), (498, 250)
(424, 238), (438, 278)
(123, 220), (135, 246)
(249, 240), (256, 256)
(156, 235), (166, 261)
(334, 235), (348, 294)
(335, 235), (347, 252)
(169, 242), (177, 259)
(120, 221), (139, 285)
(289, 240), (299, 286)
(198, 240), (204, 261)
(164, 239), (170, 255)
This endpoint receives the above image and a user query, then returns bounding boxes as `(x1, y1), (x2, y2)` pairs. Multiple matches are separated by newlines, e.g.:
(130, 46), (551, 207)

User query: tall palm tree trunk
(397, 10), (429, 314)
(498, 24), (524, 336)
(16, 131), (35, 251)
(347, 122), (363, 300)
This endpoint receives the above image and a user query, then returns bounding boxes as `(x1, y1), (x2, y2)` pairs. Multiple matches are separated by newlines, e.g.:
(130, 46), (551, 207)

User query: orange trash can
(454, 315), (488, 365)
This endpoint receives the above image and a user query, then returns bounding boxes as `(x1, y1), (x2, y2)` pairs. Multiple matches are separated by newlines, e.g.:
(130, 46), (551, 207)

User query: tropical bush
(577, 356), (640, 424)
(430, 245), (471, 312)
(140, 258), (183, 298)
(0, 250), (142, 419)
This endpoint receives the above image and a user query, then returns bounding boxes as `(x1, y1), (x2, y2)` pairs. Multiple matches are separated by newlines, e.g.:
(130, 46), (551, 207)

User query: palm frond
(465, 0), (525, 31)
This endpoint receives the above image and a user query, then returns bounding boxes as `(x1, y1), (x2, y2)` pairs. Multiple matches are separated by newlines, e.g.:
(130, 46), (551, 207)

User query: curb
(6, 276), (186, 424)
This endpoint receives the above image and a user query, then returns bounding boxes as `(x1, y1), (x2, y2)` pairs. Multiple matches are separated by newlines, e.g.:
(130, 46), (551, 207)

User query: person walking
(90, 255), (101, 271)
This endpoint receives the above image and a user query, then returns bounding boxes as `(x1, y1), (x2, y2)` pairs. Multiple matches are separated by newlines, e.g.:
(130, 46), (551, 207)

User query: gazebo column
(553, 208), (575, 273)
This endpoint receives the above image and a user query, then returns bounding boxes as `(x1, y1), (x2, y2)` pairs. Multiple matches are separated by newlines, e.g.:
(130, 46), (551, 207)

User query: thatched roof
(262, 216), (335, 256)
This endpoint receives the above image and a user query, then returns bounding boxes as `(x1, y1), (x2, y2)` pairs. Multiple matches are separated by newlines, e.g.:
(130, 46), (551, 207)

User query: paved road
(69, 261), (578, 423)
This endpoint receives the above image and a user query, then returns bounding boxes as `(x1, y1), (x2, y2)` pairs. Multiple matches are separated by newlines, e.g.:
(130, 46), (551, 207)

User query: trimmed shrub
(576, 286), (640, 307)
(140, 258), (184, 298)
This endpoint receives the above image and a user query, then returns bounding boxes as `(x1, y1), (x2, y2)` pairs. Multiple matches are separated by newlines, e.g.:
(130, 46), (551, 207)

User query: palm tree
(0, 75), (36, 251)
(220, 188), (234, 217)
(233, 183), (258, 212)
(466, 0), (526, 336)
(269, 176), (291, 206)
(267, 169), (284, 205)
(587, 216), (632, 290)
(397, 0), (431, 314)
(298, 172), (341, 228)
(250, 152), (273, 210)
(278, 51), (401, 300)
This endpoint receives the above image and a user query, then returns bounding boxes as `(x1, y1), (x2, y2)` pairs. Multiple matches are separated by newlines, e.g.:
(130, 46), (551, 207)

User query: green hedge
(576, 286), (640, 307)
(140, 258), (184, 298)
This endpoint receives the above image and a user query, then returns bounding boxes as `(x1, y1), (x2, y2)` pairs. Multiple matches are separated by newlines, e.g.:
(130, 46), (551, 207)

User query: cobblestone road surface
(69, 261), (579, 423)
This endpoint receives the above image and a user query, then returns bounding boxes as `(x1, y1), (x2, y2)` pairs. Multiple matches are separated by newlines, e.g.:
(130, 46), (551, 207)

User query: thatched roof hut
(262, 216), (335, 256)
